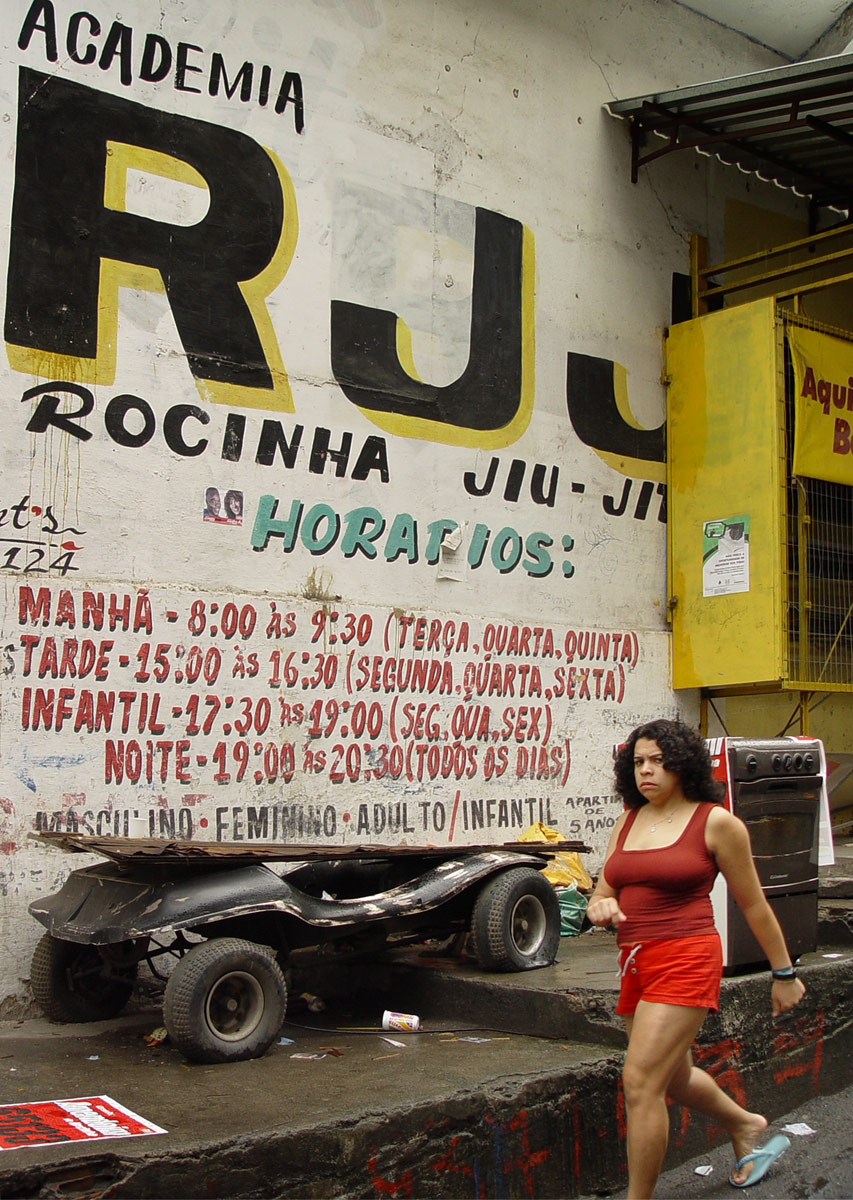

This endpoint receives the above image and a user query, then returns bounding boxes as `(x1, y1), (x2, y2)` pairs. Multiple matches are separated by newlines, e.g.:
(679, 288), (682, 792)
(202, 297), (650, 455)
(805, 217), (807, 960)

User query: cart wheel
(470, 867), (560, 971)
(30, 933), (138, 1022)
(163, 938), (287, 1064)
(468, 921), (480, 964)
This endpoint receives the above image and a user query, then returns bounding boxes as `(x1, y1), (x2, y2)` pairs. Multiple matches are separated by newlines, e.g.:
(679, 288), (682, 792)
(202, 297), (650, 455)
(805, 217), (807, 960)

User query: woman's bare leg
(621, 1002), (707, 1199)
(623, 1006), (768, 1194)
(666, 1046), (767, 1184)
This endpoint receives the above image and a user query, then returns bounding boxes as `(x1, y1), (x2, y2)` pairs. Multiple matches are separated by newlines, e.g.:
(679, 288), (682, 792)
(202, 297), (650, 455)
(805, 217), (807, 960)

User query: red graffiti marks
(772, 1009), (824, 1092)
(693, 1037), (748, 1111)
(565, 1102), (586, 1182)
(485, 1109), (550, 1198)
(60, 792), (86, 811)
(367, 1154), (414, 1198)
(668, 1093), (692, 1147)
(427, 1134), (480, 1194)
(0, 796), (15, 854)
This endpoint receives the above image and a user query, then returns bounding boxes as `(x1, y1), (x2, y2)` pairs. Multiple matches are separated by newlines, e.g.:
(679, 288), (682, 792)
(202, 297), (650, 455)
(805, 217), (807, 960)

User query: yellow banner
(789, 325), (853, 485)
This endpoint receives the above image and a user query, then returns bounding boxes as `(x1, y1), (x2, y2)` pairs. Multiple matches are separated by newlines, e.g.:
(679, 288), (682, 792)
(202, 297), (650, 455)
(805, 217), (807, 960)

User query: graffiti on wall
(9, 579), (640, 846)
(7, 12), (663, 463)
(360, 1012), (833, 1197)
(1, 0), (675, 878)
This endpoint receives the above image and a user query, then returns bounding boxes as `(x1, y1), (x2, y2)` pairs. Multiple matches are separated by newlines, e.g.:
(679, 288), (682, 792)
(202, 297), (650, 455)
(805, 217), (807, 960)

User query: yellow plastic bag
(518, 822), (593, 891)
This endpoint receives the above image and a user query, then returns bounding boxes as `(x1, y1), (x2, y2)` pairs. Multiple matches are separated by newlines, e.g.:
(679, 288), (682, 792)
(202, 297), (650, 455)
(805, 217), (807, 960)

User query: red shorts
(616, 934), (722, 1015)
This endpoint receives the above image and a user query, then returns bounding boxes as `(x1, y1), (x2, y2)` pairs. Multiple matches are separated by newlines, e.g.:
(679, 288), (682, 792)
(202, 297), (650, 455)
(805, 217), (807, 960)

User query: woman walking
(586, 718), (806, 1197)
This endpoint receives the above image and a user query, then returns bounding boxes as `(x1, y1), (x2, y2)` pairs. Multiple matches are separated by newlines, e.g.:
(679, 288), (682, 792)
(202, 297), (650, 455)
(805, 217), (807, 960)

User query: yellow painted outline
(594, 360), (666, 482)
(394, 320), (425, 383)
(6, 141), (296, 413)
(361, 223), (536, 448)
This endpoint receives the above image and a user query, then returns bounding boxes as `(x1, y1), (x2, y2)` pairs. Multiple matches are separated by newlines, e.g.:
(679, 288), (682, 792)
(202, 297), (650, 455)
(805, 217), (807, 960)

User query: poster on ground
(0, 1096), (166, 1151)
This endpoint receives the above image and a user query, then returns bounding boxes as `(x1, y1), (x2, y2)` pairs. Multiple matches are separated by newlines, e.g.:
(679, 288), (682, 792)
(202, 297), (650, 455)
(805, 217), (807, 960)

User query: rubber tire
(470, 867), (561, 972)
(163, 938), (287, 1064)
(30, 933), (137, 1022)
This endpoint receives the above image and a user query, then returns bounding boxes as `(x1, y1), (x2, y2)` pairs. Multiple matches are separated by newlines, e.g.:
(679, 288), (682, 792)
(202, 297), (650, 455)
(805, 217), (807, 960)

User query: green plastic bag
(557, 883), (588, 937)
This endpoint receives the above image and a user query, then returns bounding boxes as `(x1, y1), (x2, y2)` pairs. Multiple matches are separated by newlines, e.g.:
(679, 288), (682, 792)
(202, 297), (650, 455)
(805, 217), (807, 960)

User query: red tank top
(602, 801), (718, 945)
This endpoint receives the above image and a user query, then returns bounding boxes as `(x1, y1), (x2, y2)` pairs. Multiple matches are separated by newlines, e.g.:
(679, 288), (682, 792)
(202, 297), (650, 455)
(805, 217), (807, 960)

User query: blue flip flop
(729, 1133), (791, 1188)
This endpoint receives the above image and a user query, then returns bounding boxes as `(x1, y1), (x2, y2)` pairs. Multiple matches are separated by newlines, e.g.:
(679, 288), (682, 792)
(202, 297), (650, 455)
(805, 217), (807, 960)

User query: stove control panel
(726, 739), (822, 782)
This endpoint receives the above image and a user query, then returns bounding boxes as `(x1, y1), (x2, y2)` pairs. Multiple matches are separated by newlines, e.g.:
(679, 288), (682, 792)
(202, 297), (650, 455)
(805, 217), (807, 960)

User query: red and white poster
(0, 1095), (166, 1151)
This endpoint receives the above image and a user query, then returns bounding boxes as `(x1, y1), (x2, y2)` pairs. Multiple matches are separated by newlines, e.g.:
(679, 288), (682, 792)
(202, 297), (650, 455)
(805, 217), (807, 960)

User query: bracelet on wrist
(771, 966), (798, 980)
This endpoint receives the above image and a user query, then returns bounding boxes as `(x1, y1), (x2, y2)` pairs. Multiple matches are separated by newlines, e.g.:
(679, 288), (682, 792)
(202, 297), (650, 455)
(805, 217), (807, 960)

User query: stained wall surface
(0, 0), (798, 1007)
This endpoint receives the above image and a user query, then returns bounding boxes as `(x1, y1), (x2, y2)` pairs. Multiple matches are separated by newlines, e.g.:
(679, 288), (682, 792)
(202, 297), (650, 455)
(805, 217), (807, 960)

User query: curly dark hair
(614, 718), (722, 809)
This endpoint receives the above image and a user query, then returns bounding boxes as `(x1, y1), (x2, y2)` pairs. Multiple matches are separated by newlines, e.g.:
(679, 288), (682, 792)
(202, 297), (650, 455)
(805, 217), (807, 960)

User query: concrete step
(1, 932), (851, 1199)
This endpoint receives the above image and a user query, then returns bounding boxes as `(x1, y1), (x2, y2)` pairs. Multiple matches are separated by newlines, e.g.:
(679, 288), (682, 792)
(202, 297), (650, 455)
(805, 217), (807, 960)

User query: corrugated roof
(607, 53), (853, 215)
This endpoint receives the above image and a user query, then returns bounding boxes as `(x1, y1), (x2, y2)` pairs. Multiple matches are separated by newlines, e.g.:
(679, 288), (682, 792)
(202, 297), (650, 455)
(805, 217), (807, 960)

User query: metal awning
(607, 53), (853, 216)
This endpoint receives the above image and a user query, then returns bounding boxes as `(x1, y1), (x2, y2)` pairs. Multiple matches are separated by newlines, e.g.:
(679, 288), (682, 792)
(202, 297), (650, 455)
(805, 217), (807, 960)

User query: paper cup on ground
(382, 1010), (420, 1032)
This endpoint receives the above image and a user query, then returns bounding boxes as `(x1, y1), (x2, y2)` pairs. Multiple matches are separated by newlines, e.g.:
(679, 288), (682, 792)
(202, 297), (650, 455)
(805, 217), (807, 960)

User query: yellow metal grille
(783, 313), (853, 690)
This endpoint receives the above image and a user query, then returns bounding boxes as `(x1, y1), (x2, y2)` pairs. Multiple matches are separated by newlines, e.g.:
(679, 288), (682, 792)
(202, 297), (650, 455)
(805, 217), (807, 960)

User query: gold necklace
(649, 801), (683, 833)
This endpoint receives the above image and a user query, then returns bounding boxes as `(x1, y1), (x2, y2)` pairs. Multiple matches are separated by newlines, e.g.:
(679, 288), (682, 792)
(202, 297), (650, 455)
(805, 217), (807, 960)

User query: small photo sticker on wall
(702, 515), (749, 597)
(203, 487), (243, 525)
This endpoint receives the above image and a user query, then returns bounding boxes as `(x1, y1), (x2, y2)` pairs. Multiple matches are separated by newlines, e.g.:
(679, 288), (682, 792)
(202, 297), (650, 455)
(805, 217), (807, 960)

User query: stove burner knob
(772, 754), (783, 771)
(783, 753), (794, 772)
(793, 754), (804, 771)
(804, 753), (815, 771)
(745, 754), (759, 773)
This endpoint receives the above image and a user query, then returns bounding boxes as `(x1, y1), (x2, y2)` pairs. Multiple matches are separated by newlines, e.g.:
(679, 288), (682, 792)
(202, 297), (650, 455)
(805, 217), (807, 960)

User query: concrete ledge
(339, 933), (853, 1193)
(1, 933), (851, 1199)
(1, 1054), (626, 1200)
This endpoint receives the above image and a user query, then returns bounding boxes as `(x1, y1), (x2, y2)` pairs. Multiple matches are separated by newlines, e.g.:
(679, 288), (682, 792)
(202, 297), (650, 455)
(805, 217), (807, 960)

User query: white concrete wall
(0, 0), (798, 1008)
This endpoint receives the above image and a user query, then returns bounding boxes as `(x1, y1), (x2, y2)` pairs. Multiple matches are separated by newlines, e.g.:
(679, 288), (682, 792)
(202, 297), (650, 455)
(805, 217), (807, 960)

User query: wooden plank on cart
(31, 830), (591, 864)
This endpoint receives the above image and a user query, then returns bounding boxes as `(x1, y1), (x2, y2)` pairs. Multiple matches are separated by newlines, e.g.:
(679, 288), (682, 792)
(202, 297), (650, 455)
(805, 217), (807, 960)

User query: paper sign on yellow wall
(789, 326), (853, 486)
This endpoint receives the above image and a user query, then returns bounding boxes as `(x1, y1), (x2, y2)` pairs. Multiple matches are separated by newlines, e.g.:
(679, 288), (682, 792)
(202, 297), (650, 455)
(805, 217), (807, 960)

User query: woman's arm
(706, 807), (806, 1015)
(586, 814), (628, 928)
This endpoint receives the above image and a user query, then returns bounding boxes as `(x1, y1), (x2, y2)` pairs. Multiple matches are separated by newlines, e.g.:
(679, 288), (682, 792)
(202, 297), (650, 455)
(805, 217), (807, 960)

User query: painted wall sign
(0, 0), (789, 1006)
(13, 581), (642, 844)
(789, 325), (853, 486)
